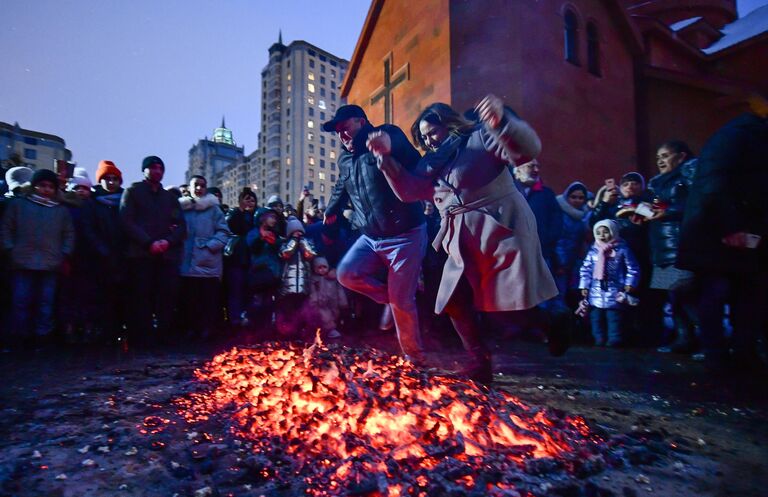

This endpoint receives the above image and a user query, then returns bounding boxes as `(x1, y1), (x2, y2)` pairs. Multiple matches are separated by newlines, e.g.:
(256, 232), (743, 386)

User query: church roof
(703, 5), (768, 54)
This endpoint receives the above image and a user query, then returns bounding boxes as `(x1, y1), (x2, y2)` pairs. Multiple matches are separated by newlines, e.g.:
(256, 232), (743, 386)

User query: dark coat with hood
(646, 159), (696, 267)
(515, 179), (562, 267)
(678, 113), (768, 273)
(81, 186), (126, 279)
(325, 123), (424, 238)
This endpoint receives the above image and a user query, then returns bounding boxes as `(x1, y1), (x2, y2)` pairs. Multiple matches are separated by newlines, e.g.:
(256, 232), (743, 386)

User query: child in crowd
(274, 217), (317, 337)
(579, 219), (640, 347)
(1, 169), (75, 346)
(305, 256), (348, 339)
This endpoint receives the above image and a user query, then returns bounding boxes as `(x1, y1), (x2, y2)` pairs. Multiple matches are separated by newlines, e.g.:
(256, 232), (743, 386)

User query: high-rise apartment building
(251, 36), (348, 207)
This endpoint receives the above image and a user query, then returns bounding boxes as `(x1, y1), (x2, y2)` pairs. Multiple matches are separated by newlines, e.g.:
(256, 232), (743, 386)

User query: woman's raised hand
(476, 94), (504, 129)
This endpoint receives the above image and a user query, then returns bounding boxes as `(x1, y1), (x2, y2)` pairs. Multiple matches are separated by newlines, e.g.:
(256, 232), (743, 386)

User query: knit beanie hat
(593, 219), (620, 241)
(619, 172), (645, 189)
(67, 174), (92, 191)
(96, 160), (122, 182)
(31, 168), (58, 188)
(141, 155), (164, 171)
(5, 166), (33, 191)
(285, 216), (305, 236)
(267, 194), (283, 208)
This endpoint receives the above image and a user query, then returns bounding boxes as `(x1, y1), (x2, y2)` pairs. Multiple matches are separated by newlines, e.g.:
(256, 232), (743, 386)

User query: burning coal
(175, 335), (600, 496)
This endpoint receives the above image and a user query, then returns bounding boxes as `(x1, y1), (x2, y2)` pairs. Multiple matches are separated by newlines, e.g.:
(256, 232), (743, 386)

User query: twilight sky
(1, 0), (766, 186)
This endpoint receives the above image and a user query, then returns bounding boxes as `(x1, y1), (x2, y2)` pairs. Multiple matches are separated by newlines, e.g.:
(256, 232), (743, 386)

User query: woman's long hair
(410, 102), (476, 151)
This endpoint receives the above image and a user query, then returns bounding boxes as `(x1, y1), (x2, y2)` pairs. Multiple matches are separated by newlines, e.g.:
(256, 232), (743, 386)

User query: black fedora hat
(321, 104), (368, 132)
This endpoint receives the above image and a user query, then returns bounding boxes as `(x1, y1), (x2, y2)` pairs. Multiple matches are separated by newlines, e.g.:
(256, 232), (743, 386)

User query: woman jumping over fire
(365, 95), (559, 383)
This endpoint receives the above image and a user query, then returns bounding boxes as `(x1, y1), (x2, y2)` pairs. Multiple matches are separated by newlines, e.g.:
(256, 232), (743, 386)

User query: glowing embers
(177, 335), (596, 496)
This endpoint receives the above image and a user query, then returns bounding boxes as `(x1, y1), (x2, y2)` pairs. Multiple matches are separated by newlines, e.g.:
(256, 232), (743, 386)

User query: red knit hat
(95, 160), (122, 183)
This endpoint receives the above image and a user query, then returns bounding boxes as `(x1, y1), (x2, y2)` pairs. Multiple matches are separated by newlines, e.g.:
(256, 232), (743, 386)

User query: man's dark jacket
(119, 180), (186, 261)
(678, 113), (768, 273)
(325, 123), (424, 238)
(515, 179), (562, 267)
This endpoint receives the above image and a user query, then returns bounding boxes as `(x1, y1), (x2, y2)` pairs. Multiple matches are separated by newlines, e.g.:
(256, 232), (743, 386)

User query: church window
(587, 22), (601, 76)
(564, 9), (580, 65)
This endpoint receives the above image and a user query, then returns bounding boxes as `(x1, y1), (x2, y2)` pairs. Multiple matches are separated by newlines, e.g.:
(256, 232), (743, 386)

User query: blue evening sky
(1, 0), (765, 186)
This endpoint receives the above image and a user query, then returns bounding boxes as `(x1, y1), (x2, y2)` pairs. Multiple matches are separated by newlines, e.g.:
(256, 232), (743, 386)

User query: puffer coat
(279, 236), (318, 296)
(647, 159), (696, 267)
(579, 240), (641, 309)
(179, 194), (231, 278)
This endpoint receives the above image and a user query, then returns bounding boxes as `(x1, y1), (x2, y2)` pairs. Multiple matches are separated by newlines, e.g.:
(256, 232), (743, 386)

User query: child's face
(595, 226), (613, 243)
(314, 262), (329, 276)
(73, 185), (91, 199)
(34, 180), (56, 199)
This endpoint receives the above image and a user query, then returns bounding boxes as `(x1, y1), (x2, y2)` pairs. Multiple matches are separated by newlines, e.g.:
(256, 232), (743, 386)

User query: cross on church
(370, 53), (409, 124)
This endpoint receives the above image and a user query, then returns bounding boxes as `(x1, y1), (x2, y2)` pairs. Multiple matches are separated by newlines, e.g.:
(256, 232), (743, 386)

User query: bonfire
(174, 333), (600, 496)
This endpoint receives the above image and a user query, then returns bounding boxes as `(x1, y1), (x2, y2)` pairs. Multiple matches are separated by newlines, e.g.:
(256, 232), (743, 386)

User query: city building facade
(0, 121), (72, 171)
(250, 36), (348, 207)
(186, 118), (245, 206)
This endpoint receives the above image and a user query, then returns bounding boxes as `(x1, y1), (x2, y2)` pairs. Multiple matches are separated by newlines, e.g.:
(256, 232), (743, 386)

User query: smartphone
(605, 178), (615, 189)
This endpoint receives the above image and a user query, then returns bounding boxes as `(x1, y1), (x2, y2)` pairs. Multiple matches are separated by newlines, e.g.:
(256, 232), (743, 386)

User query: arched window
(587, 22), (601, 76)
(564, 9), (579, 65)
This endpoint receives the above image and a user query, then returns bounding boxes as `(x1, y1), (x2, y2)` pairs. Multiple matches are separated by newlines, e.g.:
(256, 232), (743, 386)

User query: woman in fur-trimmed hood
(178, 176), (231, 339)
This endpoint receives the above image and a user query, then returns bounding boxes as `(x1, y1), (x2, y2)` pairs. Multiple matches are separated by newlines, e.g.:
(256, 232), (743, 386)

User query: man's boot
(657, 318), (693, 354)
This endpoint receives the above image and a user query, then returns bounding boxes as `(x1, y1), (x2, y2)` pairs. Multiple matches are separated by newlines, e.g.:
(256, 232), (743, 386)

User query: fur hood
(179, 193), (219, 211)
(556, 194), (589, 221)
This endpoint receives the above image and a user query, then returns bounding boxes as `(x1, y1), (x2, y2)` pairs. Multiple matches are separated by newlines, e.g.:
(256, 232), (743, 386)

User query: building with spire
(186, 117), (245, 205)
(249, 34), (349, 207)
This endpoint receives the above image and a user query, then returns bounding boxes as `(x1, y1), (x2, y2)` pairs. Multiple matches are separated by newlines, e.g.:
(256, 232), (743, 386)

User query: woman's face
(190, 177), (207, 199)
(567, 189), (586, 209)
(240, 195), (256, 211)
(419, 120), (450, 151)
(656, 146), (686, 174)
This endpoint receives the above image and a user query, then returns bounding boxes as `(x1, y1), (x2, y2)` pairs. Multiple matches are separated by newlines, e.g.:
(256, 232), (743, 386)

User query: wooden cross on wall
(370, 52), (409, 124)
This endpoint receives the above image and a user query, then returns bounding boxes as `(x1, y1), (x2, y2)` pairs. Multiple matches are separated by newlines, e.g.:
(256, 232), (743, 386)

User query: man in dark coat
(513, 159), (562, 271)
(678, 106), (768, 368)
(322, 105), (427, 363)
(119, 156), (186, 343)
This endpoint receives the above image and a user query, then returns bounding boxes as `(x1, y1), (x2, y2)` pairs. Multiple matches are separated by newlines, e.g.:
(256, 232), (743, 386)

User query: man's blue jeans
(337, 223), (427, 359)
(11, 269), (58, 336)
